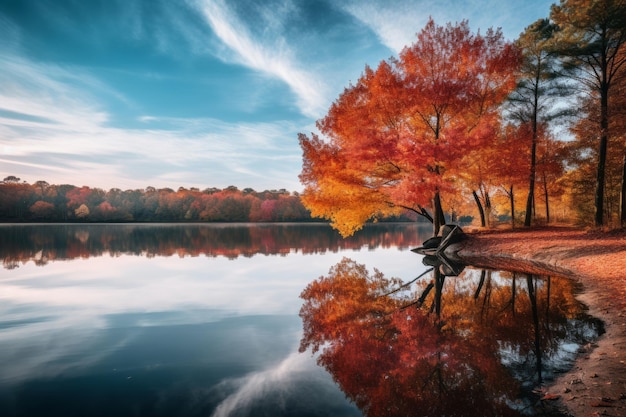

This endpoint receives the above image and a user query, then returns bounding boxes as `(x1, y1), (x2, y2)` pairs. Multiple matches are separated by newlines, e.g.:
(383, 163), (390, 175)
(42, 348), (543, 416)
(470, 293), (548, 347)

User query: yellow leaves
(300, 131), (404, 237)
(301, 177), (399, 237)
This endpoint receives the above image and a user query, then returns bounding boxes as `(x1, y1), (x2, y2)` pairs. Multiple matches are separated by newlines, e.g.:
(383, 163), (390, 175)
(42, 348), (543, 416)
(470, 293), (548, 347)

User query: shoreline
(452, 226), (626, 416)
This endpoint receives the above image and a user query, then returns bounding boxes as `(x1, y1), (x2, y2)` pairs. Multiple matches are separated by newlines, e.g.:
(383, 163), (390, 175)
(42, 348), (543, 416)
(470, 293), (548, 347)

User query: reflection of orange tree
(299, 258), (520, 417)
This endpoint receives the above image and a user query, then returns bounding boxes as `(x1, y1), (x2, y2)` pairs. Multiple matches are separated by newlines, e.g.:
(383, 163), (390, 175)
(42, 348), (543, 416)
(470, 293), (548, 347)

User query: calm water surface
(0, 224), (602, 417)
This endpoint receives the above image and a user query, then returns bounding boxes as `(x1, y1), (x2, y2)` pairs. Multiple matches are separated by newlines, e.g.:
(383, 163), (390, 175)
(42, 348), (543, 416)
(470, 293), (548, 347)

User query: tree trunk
(621, 154), (626, 227)
(545, 276), (551, 329)
(511, 273), (516, 317)
(474, 269), (486, 300)
(486, 192), (492, 227)
(433, 191), (445, 236)
(595, 81), (609, 227)
(479, 271), (492, 316)
(527, 274), (543, 384)
(433, 269), (445, 320)
(525, 129), (538, 227)
(472, 190), (486, 227)
(510, 184), (515, 228)
(543, 172), (550, 223)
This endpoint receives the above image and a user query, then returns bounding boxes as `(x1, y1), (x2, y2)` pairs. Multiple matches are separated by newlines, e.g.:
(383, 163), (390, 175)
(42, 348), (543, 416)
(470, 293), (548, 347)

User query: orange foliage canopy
(300, 19), (521, 236)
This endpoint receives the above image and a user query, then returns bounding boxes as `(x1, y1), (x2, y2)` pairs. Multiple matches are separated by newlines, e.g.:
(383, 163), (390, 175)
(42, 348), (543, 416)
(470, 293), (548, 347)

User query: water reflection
(0, 224), (603, 416)
(0, 223), (421, 268)
(299, 258), (603, 416)
(1, 224), (430, 417)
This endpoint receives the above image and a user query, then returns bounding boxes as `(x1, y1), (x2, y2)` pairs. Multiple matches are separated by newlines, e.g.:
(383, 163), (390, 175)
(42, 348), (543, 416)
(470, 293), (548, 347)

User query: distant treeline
(0, 177), (417, 223)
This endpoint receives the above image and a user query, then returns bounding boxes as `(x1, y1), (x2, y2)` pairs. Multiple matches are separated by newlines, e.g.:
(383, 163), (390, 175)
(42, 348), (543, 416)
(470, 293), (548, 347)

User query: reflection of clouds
(0, 248), (426, 369)
(210, 351), (357, 417)
(0, 315), (133, 384)
(1, 248), (423, 318)
(211, 352), (308, 417)
(0, 247), (425, 390)
(3, 255), (304, 315)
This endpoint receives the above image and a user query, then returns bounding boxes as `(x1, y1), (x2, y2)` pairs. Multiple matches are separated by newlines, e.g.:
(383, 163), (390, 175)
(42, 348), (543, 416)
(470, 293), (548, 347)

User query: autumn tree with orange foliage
(491, 124), (533, 227)
(455, 131), (499, 228)
(534, 133), (568, 223)
(299, 19), (521, 237)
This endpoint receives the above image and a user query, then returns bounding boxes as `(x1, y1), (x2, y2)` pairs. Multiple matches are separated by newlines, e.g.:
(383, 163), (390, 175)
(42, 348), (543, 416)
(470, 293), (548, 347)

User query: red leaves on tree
(300, 19), (521, 236)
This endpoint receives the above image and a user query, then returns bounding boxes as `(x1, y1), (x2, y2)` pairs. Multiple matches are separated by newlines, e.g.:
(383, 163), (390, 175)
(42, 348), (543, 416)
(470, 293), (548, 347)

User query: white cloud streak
(340, 0), (425, 53)
(211, 351), (310, 417)
(0, 56), (109, 130)
(0, 252), (318, 384)
(341, 0), (555, 53)
(0, 54), (304, 191)
(193, 0), (328, 118)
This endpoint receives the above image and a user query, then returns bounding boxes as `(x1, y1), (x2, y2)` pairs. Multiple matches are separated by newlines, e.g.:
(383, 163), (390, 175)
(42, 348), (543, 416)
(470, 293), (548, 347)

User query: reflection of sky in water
(0, 235), (423, 416)
(2, 224), (602, 417)
(1, 247), (425, 322)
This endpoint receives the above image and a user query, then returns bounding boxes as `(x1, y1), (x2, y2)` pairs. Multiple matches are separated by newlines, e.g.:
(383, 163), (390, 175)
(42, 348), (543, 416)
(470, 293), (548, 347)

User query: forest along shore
(452, 226), (626, 417)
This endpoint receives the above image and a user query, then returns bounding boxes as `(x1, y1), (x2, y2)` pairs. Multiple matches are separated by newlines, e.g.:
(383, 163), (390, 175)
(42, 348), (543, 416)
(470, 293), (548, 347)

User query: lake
(0, 223), (602, 417)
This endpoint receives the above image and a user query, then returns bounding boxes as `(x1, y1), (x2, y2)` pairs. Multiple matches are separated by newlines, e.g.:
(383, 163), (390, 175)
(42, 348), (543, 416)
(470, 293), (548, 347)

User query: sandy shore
(452, 226), (626, 417)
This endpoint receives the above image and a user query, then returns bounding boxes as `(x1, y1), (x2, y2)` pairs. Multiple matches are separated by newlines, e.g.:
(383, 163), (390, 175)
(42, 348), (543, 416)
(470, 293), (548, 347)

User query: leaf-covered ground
(455, 226), (626, 417)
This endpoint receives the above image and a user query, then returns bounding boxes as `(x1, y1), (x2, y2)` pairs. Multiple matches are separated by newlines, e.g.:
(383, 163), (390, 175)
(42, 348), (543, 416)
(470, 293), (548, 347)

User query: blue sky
(0, 0), (553, 192)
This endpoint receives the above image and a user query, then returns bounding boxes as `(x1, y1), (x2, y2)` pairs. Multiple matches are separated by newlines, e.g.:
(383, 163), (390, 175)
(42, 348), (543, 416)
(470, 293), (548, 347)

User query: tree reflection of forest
(0, 223), (424, 269)
(299, 258), (603, 417)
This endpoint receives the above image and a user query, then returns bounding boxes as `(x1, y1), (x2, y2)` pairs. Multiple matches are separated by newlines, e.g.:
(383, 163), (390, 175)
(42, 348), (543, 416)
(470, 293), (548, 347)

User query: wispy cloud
(340, 0), (426, 53)
(0, 53), (304, 191)
(0, 56), (110, 130)
(341, 0), (553, 53)
(192, 0), (328, 118)
(0, 11), (22, 52)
